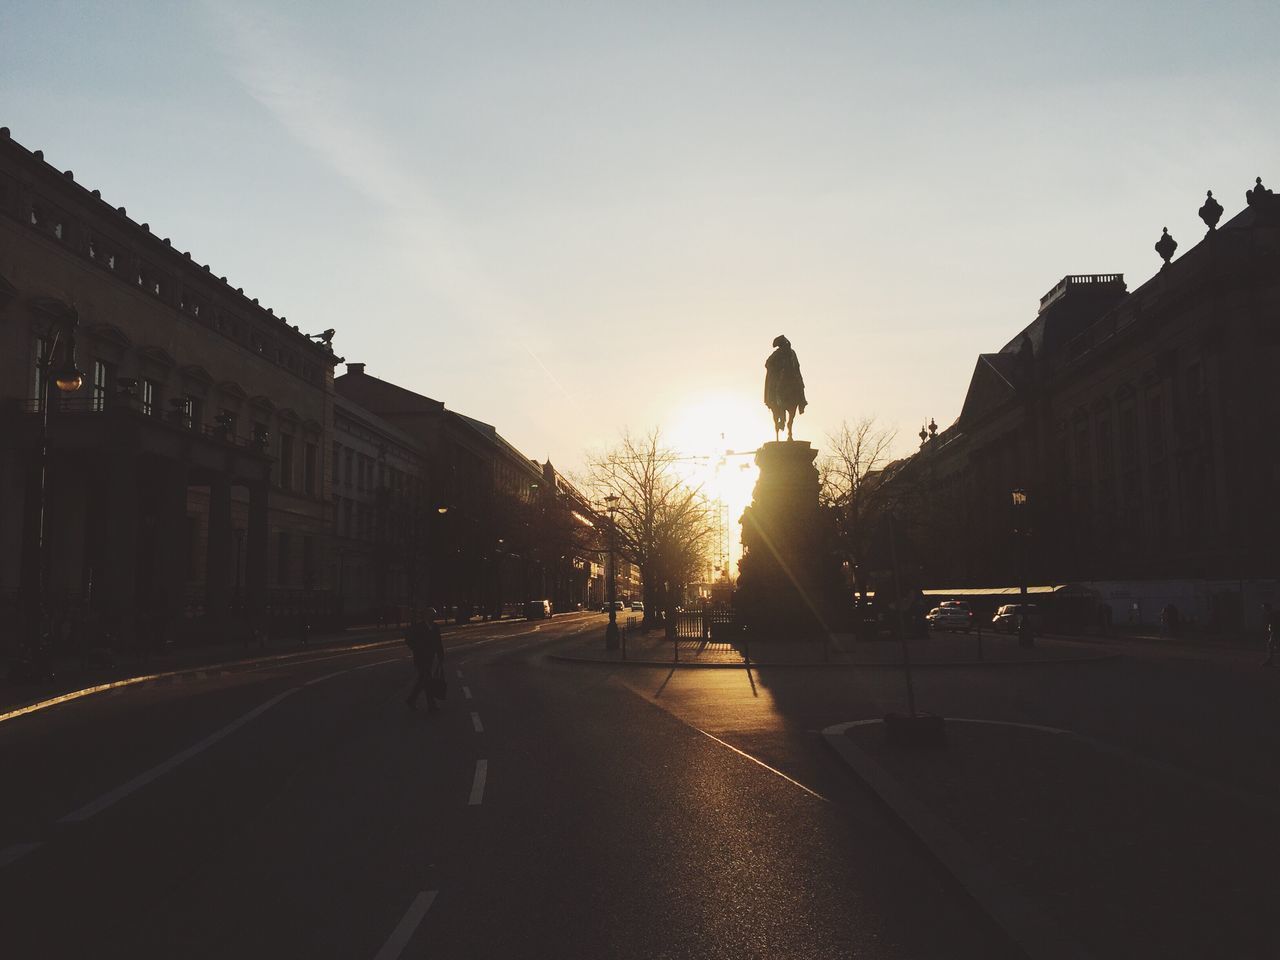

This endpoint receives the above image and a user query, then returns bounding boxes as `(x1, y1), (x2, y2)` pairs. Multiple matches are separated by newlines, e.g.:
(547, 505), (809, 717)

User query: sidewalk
(825, 718), (1280, 960)
(552, 627), (1114, 668)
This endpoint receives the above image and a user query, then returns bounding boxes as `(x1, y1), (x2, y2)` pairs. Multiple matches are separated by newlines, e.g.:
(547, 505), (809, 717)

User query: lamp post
(25, 305), (85, 668)
(1012, 488), (1033, 646)
(604, 494), (619, 650)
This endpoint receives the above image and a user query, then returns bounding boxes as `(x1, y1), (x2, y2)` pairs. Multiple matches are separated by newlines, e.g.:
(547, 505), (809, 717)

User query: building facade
(876, 178), (1280, 629)
(0, 128), (338, 655)
(332, 394), (430, 622)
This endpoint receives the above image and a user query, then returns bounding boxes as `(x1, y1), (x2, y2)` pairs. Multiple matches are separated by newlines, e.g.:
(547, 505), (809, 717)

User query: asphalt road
(0, 613), (1015, 959)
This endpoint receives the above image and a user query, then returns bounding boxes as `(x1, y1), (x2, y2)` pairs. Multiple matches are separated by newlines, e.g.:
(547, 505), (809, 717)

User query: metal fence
(671, 607), (737, 640)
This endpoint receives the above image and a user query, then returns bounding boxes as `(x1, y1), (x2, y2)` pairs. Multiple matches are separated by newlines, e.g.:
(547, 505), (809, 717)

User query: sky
(4, 0), (1278, 558)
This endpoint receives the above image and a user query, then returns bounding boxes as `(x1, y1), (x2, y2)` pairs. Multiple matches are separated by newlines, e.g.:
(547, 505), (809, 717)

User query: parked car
(525, 599), (554, 619)
(613, 600), (627, 612)
(926, 605), (972, 633)
(991, 603), (1043, 633)
(630, 601), (645, 613)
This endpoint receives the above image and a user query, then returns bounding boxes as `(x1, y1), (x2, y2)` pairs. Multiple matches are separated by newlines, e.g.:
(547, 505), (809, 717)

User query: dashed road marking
(456, 669), (463, 678)
(373, 890), (438, 960)
(470, 712), (484, 733)
(468, 759), (488, 805)
(59, 687), (300, 823)
(462, 685), (472, 699)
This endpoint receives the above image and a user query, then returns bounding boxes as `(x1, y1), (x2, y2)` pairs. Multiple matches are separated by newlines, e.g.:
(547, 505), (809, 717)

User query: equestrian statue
(763, 335), (807, 441)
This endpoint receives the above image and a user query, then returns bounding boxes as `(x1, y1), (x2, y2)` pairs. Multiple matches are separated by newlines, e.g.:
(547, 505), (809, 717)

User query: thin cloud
(203, 1), (575, 400)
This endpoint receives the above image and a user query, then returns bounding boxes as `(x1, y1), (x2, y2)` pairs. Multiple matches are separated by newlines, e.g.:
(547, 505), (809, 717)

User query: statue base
(734, 441), (847, 639)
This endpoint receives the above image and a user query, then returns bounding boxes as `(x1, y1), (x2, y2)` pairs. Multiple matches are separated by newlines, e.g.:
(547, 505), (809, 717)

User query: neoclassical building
(0, 127), (338, 654)
(875, 178), (1279, 628)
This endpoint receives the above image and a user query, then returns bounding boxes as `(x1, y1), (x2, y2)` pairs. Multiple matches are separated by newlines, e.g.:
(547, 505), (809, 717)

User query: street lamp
(604, 494), (620, 650)
(25, 305), (85, 670)
(1012, 488), (1033, 646)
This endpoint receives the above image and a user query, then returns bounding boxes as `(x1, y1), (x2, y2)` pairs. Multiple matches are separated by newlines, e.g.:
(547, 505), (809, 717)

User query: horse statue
(764, 335), (808, 441)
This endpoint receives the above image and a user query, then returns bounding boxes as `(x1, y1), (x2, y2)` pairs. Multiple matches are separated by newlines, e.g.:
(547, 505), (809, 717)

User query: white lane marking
(695, 728), (828, 802)
(0, 639), (401, 727)
(468, 759), (488, 805)
(303, 669), (351, 687)
(456, 669), (463, 678)
(356, 658), (400, 670)
(0, 842), (42, 869)
(462, 686), (473, 699)
(59, 688), (300, 823)
(372, 890), (438, 960)
(470, 712), (484, 733)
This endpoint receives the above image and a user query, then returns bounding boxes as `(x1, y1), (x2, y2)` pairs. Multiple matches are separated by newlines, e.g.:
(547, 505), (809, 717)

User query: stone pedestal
(735, 441), (845, 638)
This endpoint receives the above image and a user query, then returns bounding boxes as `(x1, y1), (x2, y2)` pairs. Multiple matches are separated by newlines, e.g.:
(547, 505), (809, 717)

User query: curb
(547, 651), (1121, 670)
(2, 612), (599, 726)
(822, 719), (1093, 960)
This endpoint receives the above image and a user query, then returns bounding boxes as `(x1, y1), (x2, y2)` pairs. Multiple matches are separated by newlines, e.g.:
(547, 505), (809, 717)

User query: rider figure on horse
(764, 335), (807, 441)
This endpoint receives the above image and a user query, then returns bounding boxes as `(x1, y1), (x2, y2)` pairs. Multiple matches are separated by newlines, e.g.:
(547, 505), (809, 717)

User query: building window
(188, 397), (202, 431)
(92, 360), (109, 412)
(216, 409), (237, 437)
(142, 379), (156, 417)
(345, 448), (354, 486)
(280, 434), (295, 491)
(88, 238), (97, 261)
(304, 442), (317, 496)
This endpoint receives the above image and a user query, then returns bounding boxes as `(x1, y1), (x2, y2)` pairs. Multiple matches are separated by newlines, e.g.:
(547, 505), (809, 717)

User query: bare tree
(584, 429), (716, 627)
(819, 418), (897, 588)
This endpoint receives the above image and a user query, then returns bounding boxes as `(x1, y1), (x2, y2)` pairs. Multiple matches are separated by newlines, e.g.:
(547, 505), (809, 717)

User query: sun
(661, 389), (763, 578)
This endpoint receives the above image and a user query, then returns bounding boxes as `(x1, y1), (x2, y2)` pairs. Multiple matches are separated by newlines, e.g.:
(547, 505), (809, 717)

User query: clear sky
(4, 0), (1278, 537)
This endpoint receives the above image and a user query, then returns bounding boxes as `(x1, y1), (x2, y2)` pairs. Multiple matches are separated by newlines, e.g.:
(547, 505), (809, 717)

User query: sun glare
(662, 390), (762, 579)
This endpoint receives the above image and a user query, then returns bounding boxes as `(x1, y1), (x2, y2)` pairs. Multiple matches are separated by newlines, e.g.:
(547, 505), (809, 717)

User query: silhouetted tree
(819, 418), (897, 594)
(584, 429), (715, 627)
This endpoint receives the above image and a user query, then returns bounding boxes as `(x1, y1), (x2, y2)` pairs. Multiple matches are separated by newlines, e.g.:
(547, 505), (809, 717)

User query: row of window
(32, 341), (322, 498)
(15, 184), (320, 385)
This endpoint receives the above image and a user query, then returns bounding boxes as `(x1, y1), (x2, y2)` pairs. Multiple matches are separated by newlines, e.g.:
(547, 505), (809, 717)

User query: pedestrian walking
(1262, 602), (1279, 667)
(405, 608), (446, 712)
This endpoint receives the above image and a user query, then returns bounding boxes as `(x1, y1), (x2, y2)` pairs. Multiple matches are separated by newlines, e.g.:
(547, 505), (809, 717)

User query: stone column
(99, 452), (139, 644)
(246, 479), (269, 619)
(205, 474), (232, 624)
(159, 461), (190, 640)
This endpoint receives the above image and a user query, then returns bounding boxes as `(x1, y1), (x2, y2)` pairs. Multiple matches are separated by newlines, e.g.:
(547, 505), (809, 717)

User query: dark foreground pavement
(0, 613), (1011, 959)
(829, 717), (1280, 960)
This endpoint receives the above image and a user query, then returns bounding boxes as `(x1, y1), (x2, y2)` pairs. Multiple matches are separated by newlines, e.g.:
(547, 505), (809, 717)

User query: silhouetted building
(0, 128), (338, 653)
(336, 363), (564, 618)
(879, 179), (1280, 628)
(333, 394), (430, 622)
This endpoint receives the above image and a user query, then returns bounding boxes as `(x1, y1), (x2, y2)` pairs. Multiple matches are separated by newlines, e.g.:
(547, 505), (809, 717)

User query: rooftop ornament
(1246, 176), (1272, 206)
(1155, 227), (1177, 268)
(1198, 190), (1223, 232)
